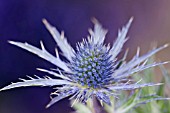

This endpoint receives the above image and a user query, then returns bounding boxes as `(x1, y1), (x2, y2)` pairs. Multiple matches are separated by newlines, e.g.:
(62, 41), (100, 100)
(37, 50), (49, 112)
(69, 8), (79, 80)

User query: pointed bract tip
(45, 104), (51, 108)
(126, 17), (134, 28)
(0, 88), (4, 91)
(8, 41), (21, 46)
(42, 18), (51, 27)
(163, 61), (170, 64)
(155, 83), (164, 86)
(129, 17), (134, 23)
(8, 40), (15, 44)
(42, 18), (48, 24)
(36, 68), (45, 72)
(40, 41), (45, 50)
(91, 17), (100, 24)
(163, 43), (169, 48)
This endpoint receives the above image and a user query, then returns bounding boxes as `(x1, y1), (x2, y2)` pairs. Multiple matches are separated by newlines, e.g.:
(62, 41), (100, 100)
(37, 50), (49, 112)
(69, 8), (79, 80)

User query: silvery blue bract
(0, 18), (168, 108)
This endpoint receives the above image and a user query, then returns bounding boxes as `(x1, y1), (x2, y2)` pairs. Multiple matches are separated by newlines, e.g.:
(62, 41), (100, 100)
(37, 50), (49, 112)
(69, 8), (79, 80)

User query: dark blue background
(0, 0), (170, 113)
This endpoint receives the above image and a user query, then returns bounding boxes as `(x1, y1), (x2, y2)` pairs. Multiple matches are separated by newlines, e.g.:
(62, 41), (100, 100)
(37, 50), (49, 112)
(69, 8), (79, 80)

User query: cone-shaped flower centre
(70, 43), (113, 88)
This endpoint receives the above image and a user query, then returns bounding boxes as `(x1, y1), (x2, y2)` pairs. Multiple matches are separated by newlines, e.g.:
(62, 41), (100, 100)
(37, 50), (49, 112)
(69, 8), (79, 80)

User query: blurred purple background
(0, 0), (170, 113)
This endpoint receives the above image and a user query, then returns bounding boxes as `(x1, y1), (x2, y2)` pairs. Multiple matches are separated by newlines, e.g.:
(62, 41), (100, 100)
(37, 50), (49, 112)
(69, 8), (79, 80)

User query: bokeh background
(0, 0), (170, 113)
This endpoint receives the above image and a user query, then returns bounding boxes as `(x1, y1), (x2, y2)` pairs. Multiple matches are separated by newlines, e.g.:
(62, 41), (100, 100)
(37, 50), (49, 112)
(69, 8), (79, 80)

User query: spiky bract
(0, 18), (168, 108)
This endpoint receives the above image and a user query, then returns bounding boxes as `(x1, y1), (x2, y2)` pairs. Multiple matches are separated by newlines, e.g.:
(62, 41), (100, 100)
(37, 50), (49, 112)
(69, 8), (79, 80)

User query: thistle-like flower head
(0, 18), (168, 108)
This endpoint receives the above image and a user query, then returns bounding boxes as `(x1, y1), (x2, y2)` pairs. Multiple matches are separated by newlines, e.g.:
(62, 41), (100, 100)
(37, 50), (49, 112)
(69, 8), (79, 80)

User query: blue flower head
(0, 18), (168, 108)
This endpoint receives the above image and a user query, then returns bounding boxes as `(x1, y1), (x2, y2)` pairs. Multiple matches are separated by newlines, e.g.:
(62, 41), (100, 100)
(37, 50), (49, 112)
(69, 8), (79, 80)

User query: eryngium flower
(0, 18), (168, 108)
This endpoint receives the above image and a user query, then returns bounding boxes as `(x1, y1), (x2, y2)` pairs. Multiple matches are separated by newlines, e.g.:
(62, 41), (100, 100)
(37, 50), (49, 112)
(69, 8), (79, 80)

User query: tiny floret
(70, 43), (113, 88)
(0, 17), (168, 108)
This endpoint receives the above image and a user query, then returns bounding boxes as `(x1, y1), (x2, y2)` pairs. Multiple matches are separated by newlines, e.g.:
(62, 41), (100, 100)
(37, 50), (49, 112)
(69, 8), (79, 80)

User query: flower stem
(92, 96), (106, 113)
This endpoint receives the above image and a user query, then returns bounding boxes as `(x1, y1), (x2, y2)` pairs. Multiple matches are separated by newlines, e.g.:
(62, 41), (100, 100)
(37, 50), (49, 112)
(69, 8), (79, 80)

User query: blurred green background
(0, 0), (170, 113)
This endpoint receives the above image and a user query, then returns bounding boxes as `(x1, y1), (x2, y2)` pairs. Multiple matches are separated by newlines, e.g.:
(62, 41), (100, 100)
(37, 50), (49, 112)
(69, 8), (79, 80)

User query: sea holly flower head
(0, 17), (168, 108)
